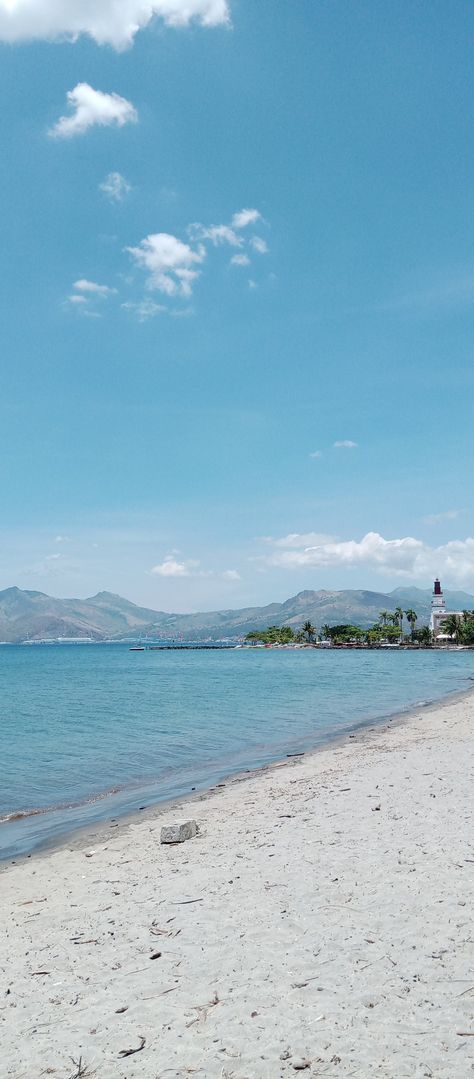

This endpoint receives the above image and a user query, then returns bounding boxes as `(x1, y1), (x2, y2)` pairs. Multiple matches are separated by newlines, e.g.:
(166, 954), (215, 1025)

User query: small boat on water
(129, 646), (145, 651)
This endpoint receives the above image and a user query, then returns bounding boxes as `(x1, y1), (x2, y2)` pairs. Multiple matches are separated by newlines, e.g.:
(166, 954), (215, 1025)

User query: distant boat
(129, 646), (145, 651)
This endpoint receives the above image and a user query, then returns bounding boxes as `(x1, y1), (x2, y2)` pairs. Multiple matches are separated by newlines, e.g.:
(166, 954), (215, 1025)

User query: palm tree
(441, 613), (463, 643)
(302, 620), (316, 643)
(394, 606), (404, 640)
(405, 609), (418, 640)
(378, 610), (389, 626)
(321, 624), (331, 640)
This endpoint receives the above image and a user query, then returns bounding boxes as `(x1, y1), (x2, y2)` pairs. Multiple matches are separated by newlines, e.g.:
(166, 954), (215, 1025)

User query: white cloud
(74, 278), (116, 297)
(122, 299), (167, 321)
(54, 535), (71, 543)
(309, 450), (322, 459)
(50, 84), (137, 139)
(251, 236), (268, 254)
(0, 1), (230, 49)
(68, 278), (117, 315)
(100, 171), (131, 201)
(422, 510), (460, 526)
(189, 223), (243, 247)
(261, 530), (474, 586)
(150, 555), (201, 578)
(126, 232), (206, 297)
(149, 555), (238, 579)
(230, 253), (250, 267)
(232, 208), (262, 229)
(334, 440), (358, 449)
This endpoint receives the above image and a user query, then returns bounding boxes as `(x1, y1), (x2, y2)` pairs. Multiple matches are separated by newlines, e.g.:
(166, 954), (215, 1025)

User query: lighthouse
(430, 578), (446, 635)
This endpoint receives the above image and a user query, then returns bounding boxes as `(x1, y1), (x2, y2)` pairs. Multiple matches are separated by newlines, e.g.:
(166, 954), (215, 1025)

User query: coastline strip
(1, 688), (473, 1076)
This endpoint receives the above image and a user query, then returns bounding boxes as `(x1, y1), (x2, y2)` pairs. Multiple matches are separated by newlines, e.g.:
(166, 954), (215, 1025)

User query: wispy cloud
(100, 171), (131, 202)
(309, 450), (322, 459)
(19, 553), (65, 578)
(378, 271), (474, 316)
(0, 1), (230, 49)
(250, 236), (268, 254)
(50, 84), (137, 139)
(230, 253), (250, 267)
(263, 532), (336, 550)
(122, 299), (167, 321)
(422, 510), (461, 526)
(74, 279), (116, 297)
(188, 223), (243, 247)
(334, 440), (358, 449)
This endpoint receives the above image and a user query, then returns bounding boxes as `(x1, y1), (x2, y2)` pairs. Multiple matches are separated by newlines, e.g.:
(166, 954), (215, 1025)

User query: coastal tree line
(245, 609), (474, 646)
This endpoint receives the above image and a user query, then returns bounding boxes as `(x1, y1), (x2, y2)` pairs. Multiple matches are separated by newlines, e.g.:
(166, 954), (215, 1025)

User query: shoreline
(2, 680), (474, 865)
(1, 687), (473, 1077)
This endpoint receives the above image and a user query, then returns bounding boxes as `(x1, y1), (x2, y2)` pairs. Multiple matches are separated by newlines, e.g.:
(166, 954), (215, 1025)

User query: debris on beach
(160, 820), (197, 844)
(118, 1035), (146, 1057)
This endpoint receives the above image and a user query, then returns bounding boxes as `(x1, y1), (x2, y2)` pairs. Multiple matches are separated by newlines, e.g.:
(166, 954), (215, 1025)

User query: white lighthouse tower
(430, 578), (446, 636)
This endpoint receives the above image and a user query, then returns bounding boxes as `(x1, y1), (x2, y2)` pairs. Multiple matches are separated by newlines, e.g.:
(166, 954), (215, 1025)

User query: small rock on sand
(160, 820), (197, 844)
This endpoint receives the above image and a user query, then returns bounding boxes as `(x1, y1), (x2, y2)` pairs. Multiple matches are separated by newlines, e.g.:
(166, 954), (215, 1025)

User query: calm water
(1, 644), (473, 859)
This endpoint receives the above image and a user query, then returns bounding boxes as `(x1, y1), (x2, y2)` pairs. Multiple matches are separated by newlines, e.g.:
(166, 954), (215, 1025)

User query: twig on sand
(118, 1035), (146, 1057)
(186, 992), (220, 1028)
(456, 1031), (474, 1036)
(66, 1057), (94, 1079)
(142, 986), (178, 999)
(172, 898), (204, 905)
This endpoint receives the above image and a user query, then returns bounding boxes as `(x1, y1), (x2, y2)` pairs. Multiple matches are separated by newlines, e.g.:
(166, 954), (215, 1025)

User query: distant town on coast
(1, 578), (473, 648)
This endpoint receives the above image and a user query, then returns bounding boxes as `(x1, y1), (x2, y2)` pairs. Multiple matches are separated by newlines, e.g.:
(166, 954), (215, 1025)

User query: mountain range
(1, 584), (473, 643)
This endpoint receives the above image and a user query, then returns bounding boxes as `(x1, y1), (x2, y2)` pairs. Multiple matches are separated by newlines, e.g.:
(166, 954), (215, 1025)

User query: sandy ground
(1, 693), (473, 1079)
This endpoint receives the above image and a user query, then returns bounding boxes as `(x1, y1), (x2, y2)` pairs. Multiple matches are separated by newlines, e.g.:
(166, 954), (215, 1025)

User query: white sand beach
(1, 692), (473, 1078)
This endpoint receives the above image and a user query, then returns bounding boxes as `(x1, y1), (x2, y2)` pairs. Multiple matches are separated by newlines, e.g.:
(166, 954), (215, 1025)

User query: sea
(1, 644), (473, 860)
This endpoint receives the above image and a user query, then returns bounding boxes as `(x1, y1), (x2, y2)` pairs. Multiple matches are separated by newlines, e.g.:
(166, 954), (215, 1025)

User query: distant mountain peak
(1, 583), (473, 643)
(87, 591), (123, 601)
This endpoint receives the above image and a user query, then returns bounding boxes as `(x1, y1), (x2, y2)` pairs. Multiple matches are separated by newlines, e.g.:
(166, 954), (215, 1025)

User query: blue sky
(1, 0), (473, 610)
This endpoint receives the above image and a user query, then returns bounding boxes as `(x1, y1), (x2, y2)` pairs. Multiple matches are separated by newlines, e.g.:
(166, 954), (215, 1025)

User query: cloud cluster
(262, 530), (474, 586)
(0, 0), (230, 49)
(66, 207), (268, 318)
(188, 207), (267, 272)
(125, 207), (267, 309)
(50, 84), (137, 138)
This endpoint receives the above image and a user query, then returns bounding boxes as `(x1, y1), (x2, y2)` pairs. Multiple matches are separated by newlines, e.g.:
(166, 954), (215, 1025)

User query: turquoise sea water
(1, 644), (473, 860)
